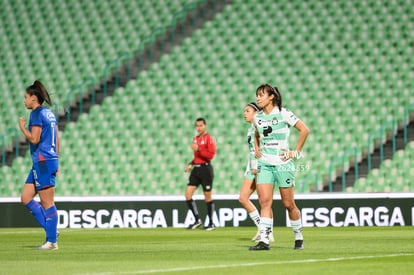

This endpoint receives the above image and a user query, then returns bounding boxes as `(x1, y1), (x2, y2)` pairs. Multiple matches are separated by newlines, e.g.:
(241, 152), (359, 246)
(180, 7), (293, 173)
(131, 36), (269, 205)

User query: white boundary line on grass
(77, 253), (414, 275)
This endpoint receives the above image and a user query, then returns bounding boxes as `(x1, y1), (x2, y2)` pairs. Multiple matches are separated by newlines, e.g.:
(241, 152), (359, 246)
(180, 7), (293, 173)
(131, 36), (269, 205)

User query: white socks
(259, 217), (273, 244)
(249, 210), (260, 227)
(290, 219), (303, 240)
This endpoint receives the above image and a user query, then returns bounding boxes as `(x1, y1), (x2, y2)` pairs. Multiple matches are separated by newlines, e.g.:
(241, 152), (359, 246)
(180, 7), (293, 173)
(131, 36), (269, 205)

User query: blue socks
(26, 201), (58, 243)
(44, 205), (58, 243)
(25, 200), (46, 228)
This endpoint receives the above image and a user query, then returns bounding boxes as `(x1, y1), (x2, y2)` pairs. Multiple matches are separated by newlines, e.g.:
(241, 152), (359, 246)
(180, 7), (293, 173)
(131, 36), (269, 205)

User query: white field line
(76, 253), (414, 275)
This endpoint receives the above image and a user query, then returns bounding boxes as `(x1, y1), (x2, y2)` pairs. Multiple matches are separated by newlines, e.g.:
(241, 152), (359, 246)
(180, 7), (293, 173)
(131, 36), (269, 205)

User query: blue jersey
(28, 106), (58, 163)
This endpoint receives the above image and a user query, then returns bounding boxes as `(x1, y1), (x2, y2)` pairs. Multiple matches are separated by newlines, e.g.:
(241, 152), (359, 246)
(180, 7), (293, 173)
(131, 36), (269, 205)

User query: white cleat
(38, 241), (58, 251)
(252, 230), (261, 242)
(252, 230), (275, 242)
(269, 232), (275, 242)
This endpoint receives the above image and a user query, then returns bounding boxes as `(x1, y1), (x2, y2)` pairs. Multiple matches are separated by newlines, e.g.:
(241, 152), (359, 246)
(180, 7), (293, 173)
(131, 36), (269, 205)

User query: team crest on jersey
(46, 111), (56, 121)
(258, 117), (279, 127)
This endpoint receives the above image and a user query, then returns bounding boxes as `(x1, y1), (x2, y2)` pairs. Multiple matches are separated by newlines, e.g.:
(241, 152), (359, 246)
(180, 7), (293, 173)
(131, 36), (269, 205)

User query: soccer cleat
(204, 224), (216, 231)
(252, 230), (261, 242)
(269, 232), (275, 242)
(249, 241), (270, 251)
(43, 231), (60, 245)
(294, 240), (304, 250)
(252, 229), (274, 242)
(38, 241), (58, 251)
(187, 219), (202, 230)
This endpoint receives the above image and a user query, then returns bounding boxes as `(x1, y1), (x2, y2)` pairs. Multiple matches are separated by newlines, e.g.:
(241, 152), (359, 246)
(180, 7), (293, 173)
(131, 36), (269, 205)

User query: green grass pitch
(0, 226), (413, 275)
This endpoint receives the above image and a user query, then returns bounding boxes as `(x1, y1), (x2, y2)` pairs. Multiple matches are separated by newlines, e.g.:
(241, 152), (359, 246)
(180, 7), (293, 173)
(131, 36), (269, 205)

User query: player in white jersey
(249, 84), (309, 251)
(239, 102), (274, 242)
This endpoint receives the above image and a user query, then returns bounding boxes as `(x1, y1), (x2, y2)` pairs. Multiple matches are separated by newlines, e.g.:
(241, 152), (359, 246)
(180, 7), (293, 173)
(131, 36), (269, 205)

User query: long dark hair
(26, 80), (52, 106)
(256, 84), (282, 111)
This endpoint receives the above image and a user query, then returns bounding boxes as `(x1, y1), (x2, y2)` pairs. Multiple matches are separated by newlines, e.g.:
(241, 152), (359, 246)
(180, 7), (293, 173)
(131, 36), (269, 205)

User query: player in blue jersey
(239, 102), (274, 242)
(249, 84), (309, 251)
(19, 80), (60, 250)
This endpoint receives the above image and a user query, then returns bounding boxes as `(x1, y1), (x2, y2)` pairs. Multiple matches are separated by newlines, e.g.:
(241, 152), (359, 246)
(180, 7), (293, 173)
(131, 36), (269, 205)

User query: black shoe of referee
(249, 241), (270, 251)
(187, 219), (202, 230)
(204, 224), (215, 231)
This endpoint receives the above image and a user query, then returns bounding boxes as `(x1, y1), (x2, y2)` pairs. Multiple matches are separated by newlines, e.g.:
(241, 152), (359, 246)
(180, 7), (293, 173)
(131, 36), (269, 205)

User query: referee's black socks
(207, 201), (215, 225)
(186, 199), (200, 221)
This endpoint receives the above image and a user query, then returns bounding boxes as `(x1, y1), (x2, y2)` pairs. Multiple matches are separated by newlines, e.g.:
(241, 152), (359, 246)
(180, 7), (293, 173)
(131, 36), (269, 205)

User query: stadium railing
(328, 146), (359, 192)
(329, 101), (414, 192)
(366, 119), (397, 171)
(403, 102), (414, 144)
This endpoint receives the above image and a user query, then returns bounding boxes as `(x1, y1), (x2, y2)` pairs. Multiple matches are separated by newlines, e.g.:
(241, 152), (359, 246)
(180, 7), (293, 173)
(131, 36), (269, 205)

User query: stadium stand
(351, 141), (414, 192)
(0, 0), (192, 138)
(1, 0), (414, 196)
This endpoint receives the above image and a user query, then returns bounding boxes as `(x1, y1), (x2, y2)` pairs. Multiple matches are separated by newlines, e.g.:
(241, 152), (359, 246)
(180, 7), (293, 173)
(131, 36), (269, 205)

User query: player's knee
(20, 194), (30, 205)
(259, 198), (272, 209)
(239, 195), (249, 206)
(282, 200), (296, 211)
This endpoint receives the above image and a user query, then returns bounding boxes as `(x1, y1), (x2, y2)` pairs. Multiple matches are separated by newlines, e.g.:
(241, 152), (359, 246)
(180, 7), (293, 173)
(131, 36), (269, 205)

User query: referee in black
(184, 118), (217, 230)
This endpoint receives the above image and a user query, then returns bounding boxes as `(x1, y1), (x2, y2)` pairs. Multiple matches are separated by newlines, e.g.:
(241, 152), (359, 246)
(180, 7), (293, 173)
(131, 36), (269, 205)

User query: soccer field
(0, 227), (413, 275)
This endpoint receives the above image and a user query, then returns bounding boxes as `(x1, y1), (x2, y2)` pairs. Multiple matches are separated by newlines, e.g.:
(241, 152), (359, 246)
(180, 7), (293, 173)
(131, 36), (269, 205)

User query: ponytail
(26, 80), (52, 106)
(273, 86), (282, 111)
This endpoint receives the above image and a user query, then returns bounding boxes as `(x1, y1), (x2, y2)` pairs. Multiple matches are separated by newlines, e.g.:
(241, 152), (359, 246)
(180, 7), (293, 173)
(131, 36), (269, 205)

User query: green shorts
(244, 168), (256, 181)
(256, 161), (295, 188)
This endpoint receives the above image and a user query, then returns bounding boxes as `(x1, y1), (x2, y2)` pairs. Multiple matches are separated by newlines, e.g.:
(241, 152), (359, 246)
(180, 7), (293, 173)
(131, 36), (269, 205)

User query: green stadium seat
(2, 0), (414, 195)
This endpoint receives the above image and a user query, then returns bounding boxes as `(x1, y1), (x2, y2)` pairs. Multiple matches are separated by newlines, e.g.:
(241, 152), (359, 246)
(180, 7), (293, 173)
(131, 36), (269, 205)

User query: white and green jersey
(253, 107), (299, 166)
(246, 124), (258, 170)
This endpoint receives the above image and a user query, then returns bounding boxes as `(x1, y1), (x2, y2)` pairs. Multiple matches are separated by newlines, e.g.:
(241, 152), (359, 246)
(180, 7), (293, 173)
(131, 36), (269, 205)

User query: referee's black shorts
(188, 163), (214, 192)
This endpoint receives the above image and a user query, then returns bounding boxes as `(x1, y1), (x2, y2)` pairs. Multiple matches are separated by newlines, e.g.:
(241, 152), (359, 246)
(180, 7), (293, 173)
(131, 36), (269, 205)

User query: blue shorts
(25, 159), (58, 191)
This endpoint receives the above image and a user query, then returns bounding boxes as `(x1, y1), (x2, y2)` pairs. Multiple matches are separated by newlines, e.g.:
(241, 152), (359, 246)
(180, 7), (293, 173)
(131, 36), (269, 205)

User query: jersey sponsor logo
(263, 126), (272, 136)
(263, 142), (279, 147)
(257, 117), (279, 127)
